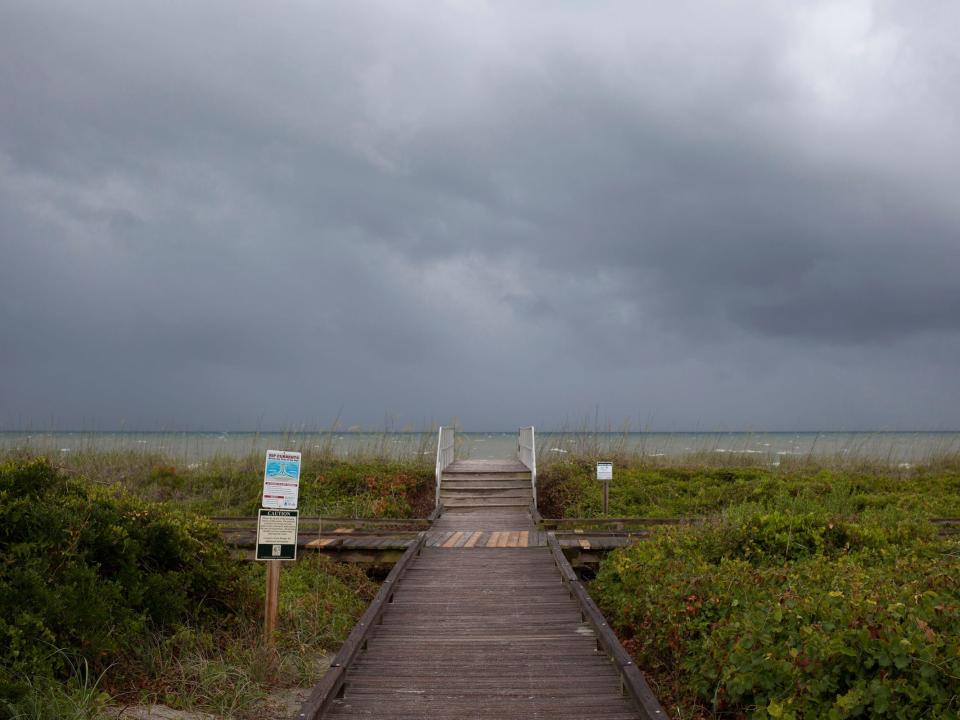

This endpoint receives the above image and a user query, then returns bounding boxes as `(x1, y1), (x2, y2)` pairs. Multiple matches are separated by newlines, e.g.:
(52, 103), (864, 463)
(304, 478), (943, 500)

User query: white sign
(596, 462), (613, 481)
(261, 449), (301, 509)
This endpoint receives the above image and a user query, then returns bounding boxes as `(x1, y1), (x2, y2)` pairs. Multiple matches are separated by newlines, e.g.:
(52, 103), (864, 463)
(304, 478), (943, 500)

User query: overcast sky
(2, 1), (959, 431)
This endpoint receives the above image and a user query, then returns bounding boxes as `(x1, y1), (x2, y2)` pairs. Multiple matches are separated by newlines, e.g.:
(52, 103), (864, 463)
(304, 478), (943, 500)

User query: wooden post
(265, 560), (281, 649)
(596, 461), (612, 515)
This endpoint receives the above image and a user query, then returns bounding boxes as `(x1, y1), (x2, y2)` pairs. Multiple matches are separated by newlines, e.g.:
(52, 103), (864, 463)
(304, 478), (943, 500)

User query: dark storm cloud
(2, 0), (959, 430)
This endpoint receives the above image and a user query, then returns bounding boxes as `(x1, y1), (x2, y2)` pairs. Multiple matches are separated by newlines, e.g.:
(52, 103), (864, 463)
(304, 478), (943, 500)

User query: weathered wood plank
(306, 538), (337, 548)
(441, 531), (465, 548)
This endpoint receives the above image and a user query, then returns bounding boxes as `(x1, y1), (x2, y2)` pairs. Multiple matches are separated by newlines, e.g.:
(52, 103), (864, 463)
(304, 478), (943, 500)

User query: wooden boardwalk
(325, 547), (641, 719)
(298, 460), (664, 720)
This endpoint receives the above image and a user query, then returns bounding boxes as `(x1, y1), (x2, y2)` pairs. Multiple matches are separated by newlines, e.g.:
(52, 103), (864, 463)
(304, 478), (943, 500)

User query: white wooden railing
(434, 426), (455, 508)
(518, 426), (537, 508)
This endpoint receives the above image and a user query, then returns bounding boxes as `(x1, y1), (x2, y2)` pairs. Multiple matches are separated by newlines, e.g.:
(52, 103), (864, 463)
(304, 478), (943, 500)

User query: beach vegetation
(537, 459), (960, 519)
(0, 458), (377, 719)
(542, 455), (960, 718)
(0, 448), (434, 519)
(592, 508), (960, 718)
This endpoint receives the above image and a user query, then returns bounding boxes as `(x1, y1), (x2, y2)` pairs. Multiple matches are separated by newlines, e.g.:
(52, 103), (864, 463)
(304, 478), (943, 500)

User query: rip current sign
(262, 449), (301, 509)
(256, 509), (299, 561)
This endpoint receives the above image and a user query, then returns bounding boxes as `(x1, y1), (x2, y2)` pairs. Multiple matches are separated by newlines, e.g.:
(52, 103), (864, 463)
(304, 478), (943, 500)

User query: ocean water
(1, 430), (958, 465)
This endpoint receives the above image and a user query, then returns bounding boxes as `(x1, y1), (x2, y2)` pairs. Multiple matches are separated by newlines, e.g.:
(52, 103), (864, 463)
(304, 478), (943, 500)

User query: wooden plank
(441, 531), (465, 548)
(441, 498), (532, 508)
(444, 459), (528, 472)
(486, 531), (502, 548)
(520, 530), (529, 547)
(463, 531), (482, 548)
(306, 538), (337, 548)
(431, 509), (533, 532)
(431, 531), (455, 548)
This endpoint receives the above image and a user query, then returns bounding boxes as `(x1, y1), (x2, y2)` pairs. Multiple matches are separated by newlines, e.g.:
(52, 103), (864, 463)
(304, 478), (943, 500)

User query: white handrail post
(435, 426), (455, 509)
(517, 426), (537, 509)
(435, 427), (443, 508)
(531, 426), (537, 507)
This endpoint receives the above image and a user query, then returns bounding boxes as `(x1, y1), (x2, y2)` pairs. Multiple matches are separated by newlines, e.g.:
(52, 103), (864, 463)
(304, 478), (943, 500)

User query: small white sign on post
(262, 450), (301, 509)
(596, 462), (613, 481)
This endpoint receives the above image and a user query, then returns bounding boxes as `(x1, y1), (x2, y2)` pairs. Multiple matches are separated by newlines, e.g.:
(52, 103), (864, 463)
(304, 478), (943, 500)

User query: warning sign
(256, 509), (298, 561)
(261, 449), (301, 509)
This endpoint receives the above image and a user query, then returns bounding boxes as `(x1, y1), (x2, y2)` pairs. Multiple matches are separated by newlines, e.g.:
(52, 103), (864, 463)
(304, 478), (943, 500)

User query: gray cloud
(2, 0), (959, 430)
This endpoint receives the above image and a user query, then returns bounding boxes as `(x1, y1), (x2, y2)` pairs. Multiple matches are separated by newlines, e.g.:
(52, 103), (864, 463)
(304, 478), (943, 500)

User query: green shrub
(0, 459), (256, 709)
(593, 510), (960, 718)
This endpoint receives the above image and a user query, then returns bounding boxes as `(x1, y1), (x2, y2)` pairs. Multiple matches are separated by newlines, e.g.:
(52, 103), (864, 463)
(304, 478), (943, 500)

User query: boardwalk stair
(439, 459), (533, 511)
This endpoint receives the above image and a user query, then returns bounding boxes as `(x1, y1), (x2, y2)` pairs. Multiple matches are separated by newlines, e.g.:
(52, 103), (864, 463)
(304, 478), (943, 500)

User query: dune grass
(536, 454), (960, 520)
(103, 555), (377, 719)
(1, 446), (434, 519)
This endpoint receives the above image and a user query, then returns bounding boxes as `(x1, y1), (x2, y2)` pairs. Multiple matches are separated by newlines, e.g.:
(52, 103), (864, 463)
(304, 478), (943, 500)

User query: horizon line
(2, 428), (959, 435)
